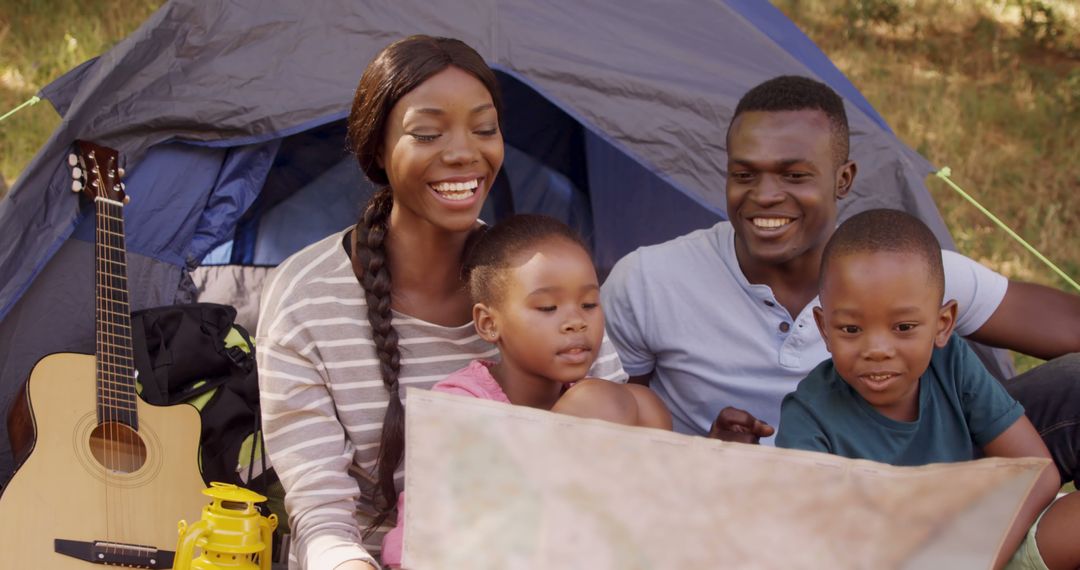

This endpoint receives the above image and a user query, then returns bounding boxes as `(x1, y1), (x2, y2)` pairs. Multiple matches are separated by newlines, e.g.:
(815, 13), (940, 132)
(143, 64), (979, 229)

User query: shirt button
(764, 300), (775, 307)
(779, 322), (791, 333)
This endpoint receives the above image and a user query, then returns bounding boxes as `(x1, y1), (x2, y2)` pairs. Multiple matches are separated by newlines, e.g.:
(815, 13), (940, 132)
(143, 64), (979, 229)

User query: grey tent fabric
(0, 0), (983, 481)
(1, 0), (944, 323)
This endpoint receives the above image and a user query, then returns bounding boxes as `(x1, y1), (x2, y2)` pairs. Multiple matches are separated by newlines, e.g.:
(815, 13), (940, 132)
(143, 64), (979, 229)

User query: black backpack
(130, 303), (278, 499)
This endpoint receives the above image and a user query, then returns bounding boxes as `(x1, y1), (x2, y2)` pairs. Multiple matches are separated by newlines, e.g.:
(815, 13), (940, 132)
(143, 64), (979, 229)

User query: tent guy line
(935, 167), (1080, 293)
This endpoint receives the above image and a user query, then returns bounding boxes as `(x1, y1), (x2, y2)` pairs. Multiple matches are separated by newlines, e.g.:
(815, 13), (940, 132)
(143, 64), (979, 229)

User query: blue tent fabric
(39, 57), (100, 119)
(66, 141), (277, 266)
(0, 0), (964, 480)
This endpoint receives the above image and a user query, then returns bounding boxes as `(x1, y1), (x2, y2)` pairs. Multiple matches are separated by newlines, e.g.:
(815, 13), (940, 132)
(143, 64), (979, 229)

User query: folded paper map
(402, 388), (1047, 569)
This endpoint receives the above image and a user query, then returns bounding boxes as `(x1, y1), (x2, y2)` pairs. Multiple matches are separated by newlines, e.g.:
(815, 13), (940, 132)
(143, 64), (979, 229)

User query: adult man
(601, 75), (1080, 484)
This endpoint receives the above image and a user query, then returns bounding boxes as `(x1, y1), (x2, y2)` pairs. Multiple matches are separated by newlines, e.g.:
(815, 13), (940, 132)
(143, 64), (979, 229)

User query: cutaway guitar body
(0, 353), (206, 569)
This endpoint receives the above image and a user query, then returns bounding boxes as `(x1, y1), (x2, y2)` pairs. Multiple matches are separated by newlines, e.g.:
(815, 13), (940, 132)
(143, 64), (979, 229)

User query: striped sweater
(256, 228), (626, 569)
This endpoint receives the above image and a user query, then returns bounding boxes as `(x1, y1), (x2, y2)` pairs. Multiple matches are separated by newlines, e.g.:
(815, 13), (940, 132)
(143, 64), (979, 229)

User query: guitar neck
(95, 196), (138, 429)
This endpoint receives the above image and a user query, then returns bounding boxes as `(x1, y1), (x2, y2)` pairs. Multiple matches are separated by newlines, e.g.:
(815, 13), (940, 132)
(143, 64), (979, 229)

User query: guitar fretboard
(95, 197), (138, 429)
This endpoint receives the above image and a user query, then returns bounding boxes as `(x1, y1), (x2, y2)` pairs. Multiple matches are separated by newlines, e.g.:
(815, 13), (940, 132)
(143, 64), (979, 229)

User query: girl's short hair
(464, 214), (590, 306)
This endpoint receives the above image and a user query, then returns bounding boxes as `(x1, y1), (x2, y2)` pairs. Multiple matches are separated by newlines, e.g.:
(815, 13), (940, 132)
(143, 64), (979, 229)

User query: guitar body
(0, 352), (207, 568)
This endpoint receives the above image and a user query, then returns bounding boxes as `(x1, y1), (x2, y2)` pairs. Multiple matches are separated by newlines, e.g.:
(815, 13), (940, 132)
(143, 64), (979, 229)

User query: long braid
(342, 34), (503, 540)
(351, 186), (405, 534)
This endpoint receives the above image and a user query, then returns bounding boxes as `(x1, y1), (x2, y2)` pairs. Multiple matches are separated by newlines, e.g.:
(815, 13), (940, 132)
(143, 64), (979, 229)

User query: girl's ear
(935, 299), (959, 348)
(813, 306), (831, 352)
(473, 303), (500, 342)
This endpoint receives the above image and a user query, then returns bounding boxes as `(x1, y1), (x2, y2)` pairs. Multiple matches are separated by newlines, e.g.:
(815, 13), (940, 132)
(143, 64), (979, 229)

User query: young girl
(257, 38), (628, 570)
(381, 214), (671, 568)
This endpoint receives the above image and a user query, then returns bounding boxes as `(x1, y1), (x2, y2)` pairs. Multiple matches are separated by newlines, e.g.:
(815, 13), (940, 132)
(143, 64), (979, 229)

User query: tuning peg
(72, 180), (83, 193)
(68, 154), (78, 167)
(123, 195), (131, 205)
(120, 182), (127, 193)
(72, 166), (83, 180)
(118, 167), (126, 178)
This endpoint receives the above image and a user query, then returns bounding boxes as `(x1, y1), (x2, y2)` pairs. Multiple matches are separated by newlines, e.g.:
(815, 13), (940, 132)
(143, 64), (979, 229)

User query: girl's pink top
(380, 359), (509, 567)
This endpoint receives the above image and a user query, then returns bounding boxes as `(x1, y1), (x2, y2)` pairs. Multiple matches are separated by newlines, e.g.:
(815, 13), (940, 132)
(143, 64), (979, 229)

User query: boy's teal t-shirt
(776, 335), (1023, 464)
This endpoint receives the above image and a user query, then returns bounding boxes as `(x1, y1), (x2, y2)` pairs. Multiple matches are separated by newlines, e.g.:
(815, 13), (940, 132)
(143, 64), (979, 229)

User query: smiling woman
(256, 36), (509, 570)
(254, 36), (631, 570)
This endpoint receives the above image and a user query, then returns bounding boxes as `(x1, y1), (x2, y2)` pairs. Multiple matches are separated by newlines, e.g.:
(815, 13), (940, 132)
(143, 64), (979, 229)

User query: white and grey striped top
(257, 228), (626, 569)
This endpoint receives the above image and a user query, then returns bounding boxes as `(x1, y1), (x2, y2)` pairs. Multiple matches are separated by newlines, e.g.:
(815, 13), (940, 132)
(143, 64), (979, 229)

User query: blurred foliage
(843, 0), (901, 36)
(1007, 0), (1071, 50)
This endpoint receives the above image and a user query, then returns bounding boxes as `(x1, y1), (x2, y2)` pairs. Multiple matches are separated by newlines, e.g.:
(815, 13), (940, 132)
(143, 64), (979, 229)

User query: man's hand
(708, 406), (775, 444)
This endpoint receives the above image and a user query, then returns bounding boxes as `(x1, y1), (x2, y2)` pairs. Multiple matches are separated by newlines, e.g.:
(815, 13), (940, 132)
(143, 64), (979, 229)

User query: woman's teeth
(431, 179), (479, 201)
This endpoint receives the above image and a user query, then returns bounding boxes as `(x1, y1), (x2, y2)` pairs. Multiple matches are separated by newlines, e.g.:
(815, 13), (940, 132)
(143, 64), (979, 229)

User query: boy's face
(477, 237), (605, 385)
(813, 251), (957, 421)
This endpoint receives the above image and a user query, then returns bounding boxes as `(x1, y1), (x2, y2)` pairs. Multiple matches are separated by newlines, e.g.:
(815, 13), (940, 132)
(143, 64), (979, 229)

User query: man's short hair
(821, 209), (945, 296)
(729, 75), (850, 165)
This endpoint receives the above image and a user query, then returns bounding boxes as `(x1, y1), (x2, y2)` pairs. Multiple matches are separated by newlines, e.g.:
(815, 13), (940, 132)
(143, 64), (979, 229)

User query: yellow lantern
(172, 482), (278, 570)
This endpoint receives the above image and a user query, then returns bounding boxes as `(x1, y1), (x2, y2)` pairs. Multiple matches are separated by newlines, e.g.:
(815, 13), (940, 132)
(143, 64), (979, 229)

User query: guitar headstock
(69, 140), (127, 203)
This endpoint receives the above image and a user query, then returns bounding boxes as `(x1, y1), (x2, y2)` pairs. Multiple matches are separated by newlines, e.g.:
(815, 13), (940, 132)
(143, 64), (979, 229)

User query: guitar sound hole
(88, 422), (148, 473)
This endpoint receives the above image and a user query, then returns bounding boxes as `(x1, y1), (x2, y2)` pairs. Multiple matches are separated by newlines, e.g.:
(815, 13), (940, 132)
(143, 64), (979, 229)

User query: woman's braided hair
(345, 35), (502, 533)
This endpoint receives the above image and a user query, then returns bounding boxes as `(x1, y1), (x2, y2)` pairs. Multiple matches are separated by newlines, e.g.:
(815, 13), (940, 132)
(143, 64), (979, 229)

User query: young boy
(776, 209), (1079, 570)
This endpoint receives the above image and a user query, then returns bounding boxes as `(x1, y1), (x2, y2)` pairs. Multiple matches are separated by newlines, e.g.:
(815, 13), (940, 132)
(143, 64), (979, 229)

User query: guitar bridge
(54, 539), (174, 568)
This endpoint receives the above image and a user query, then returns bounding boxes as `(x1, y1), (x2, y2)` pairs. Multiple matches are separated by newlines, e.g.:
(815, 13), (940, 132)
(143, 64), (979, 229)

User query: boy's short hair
(821, 209), (945, 296)
(728, 75), (850, 165)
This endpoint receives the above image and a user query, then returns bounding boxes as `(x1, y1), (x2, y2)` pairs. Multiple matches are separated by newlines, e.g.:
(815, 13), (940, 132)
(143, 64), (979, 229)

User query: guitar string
(96, 193), (116, 554)
(118, 192), (140, 551)
(111, 198), (132, 551)
(98, 192), (120, 552)
(106, 195), (135, 552)
(105, 197), (121, 550)
(117, 197), (132, 550)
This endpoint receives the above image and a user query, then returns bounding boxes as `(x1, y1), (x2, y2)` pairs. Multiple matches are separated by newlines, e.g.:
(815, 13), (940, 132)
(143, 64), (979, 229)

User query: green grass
(0, 0), (163, 190)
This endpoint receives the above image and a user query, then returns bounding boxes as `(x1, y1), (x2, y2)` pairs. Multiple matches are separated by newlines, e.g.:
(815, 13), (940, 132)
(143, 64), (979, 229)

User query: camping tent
(0, 0), (976, 481)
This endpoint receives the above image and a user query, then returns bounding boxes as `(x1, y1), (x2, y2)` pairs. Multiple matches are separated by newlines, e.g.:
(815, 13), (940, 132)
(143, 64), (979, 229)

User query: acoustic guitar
(1, 141), (207, 568)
